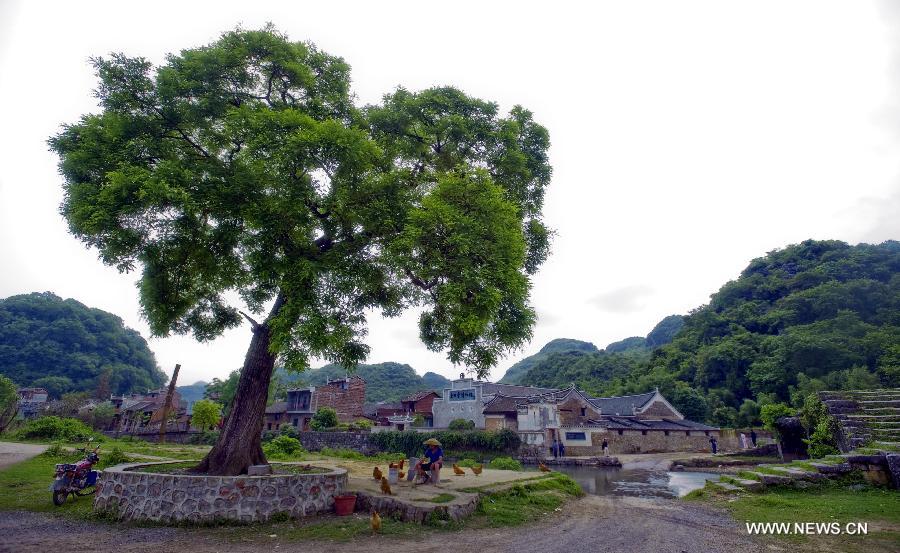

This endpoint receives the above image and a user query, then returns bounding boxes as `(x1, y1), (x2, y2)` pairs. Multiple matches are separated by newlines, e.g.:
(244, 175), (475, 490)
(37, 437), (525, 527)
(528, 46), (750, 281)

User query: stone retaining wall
(94, 462), (348, 523)
(296, 431), (379, 455)
(354, 490), (479, 523)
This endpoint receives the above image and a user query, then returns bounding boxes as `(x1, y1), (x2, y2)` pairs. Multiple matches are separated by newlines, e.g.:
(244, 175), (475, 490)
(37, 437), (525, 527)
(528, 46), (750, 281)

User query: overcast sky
(1, 1), (898, 386)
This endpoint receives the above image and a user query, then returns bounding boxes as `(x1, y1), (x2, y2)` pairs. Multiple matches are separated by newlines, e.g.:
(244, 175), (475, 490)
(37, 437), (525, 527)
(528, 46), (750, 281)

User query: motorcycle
(50, 439), (101, 506)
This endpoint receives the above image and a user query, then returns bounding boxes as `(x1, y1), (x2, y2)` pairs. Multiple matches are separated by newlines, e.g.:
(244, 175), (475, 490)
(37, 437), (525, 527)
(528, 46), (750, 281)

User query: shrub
(448, 418), (476, 431)
(188, 430), (220, 445)
(99, 446), (133, 468)
(319, 447), (405, 462)
(369, 428), (520, 457)
(41, 441), (65, 458)
(456, 458), (479, 468)
(488, 456), (523, 471)
(261, 430), (277, 442)
(349, 418), (373, 431)
(760, 403), (794, 434)
(309, 407), (338, 431)
(14, 416), (101, 442)
(278, 423), (298, 438)
(263, 435), (305, 459)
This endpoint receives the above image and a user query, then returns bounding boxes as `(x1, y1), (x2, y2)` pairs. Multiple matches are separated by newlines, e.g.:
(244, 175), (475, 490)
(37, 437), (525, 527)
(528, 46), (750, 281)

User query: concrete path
(0, 441), (47, 470)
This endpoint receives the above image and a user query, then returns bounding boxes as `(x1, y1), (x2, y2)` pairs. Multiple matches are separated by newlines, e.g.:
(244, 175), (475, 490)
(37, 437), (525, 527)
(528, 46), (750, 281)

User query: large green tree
(50, 27), (552, 475)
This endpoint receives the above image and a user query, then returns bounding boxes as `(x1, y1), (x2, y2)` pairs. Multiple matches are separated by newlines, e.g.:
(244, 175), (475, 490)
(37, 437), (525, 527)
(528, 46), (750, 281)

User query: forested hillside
(499, 339), (601, 384)
(0, 292), (166, 397)
(578, 240), (900, 425)
(276, 362), (450, 403)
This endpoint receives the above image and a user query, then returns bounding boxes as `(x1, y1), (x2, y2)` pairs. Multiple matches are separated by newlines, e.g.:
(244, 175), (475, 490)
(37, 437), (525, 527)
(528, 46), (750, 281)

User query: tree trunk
(195, 295), (284, 475)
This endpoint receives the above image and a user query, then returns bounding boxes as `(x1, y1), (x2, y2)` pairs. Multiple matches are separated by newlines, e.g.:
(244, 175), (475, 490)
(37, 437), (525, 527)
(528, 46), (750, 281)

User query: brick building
(264, 376), (366, 431)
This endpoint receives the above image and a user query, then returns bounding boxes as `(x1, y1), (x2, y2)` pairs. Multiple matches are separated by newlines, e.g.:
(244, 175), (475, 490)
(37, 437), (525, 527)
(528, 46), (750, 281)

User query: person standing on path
(601, 438), (609, 457)
(709, 436), (718, 454)
(750, 429), (757, 447)
(551, 438), (559, 459)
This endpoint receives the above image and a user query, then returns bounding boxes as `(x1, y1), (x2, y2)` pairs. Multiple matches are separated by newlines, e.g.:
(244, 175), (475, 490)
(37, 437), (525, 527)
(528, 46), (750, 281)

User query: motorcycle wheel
(52, 490), (67, 506)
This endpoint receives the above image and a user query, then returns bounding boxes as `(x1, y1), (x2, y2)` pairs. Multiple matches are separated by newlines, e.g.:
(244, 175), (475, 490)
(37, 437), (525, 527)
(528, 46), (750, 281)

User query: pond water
(552, 465), (719, 498)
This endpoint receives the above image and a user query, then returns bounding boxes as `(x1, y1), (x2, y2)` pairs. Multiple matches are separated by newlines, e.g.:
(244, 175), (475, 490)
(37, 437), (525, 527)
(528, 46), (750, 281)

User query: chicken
(452, 464), (466, 476)
(398, 458), (405, 470)
(470, 464), (483, 475)
(398, 471), (406, 480)
(371, 510), (381, 534)
(380, 476), (392, 495)
(388, 462), (396, 469)
(373, 466), (383, 480)
(539, 462), (551, 472)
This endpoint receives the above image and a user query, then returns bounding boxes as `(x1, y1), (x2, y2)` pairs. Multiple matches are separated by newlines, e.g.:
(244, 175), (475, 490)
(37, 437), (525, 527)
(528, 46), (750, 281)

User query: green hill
(594, 240), (900, 425)
(498, 338), (600, 384)
(275, 362), (450, 403)
(0, 292), (166, 397)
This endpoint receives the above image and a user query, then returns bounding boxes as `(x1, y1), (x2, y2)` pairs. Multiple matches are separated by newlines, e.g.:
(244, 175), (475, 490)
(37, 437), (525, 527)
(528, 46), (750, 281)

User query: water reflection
(552, 465), (718, 498)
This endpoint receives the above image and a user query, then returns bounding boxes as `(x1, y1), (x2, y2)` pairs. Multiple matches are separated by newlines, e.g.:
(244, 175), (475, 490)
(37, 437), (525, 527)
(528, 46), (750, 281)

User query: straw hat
(423, 438), (441, 446)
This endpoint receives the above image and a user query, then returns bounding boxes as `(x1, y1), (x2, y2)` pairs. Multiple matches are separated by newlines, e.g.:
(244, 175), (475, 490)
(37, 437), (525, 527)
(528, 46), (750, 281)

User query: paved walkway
(0, 441), (47, 470)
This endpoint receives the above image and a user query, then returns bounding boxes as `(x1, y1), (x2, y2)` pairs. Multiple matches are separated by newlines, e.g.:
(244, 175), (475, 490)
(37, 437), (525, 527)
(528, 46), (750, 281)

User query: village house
(433, 376), (719, 454)
(16, 387), (49, 419)
(111, 388), (188, 433)
(264, 375), (366, 431)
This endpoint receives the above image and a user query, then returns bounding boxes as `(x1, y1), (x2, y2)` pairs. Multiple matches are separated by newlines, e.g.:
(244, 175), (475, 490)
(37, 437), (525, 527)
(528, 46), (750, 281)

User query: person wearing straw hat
(414, 438), (443, 485)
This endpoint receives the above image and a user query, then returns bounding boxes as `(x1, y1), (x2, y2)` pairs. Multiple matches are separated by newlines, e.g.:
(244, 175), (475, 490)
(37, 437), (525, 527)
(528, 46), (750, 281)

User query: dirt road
(0, 494), (776, 553)
(0, 442), (46, 470)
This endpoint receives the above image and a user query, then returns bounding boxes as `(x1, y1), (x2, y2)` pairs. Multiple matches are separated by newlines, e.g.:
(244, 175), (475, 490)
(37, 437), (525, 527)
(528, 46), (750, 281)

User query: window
(685, 431), (691, 436)
(617, 430), (623, 435)
(664, 430), (670, 436)
(641, 430), (647, 436)
(704, 431), (710, 436)
(267, 423), (272, 430)
(580, 407), (586, 417)
(293, 418), (299, 427)
(565, 432), (586, 441)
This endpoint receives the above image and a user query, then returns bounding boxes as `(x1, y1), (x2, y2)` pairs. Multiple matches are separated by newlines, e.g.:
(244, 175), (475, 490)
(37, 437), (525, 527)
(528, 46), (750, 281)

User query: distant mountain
(499, 316), (684, 385)
(274, 362), (450, 403)
(0, 292), (166, 398)
(499, 339), (600, 384)
(176, 381), (208, 412)
(603, 315), (684, 353)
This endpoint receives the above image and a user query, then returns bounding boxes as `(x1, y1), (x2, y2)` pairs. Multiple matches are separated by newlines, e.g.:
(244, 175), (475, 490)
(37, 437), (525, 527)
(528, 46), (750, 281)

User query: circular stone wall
(94, 462), (348, 523)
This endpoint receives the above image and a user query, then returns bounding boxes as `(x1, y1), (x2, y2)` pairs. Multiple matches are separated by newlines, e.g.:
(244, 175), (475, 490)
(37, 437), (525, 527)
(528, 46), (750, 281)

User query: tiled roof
(482, 394), (523, 414)
(588, 391), (657, 416)
(265, 401), (287, 415)
(593, 416), (718, 431)
(402, 390), (439, 402)
(480, 382), (559, 397)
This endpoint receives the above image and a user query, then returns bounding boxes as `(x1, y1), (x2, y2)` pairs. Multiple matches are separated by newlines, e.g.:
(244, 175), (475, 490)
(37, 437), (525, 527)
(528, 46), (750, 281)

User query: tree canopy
(0, 292), (165, 397)
(49, 26), (551, 376)
(49, 27), (552, 474)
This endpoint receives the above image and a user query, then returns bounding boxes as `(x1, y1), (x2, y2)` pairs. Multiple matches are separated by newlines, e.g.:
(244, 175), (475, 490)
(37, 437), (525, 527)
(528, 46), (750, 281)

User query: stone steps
(709, 480), (742, 493)
(768, 466), (825, 481)
(744, 471), (793, 485)
(809, 462), (852, 475)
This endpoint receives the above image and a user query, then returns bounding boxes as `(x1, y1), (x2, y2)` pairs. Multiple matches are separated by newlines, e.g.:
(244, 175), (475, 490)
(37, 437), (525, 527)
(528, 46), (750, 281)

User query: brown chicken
(398, 458), (405, 470)
(470, 464), (483, 475)
(539, 462), (551, 472)
(398, 471), (406, 480)
(371, 510), (381, 534)
(373, 466), (383, 480)
(380, 476), (392, 495)
(452, 464), (466, 476)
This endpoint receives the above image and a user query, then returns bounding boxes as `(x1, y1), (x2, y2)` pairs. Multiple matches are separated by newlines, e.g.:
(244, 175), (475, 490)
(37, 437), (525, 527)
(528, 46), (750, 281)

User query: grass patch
(474, 473), (583, 527)
(316, 448), (406, 463)
(0, 450), (94, 517)
(126, 461), (329, 475)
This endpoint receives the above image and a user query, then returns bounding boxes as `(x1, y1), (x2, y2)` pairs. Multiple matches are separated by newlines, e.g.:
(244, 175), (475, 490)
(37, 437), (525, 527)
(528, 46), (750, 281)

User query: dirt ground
(0, 493), (780, 553)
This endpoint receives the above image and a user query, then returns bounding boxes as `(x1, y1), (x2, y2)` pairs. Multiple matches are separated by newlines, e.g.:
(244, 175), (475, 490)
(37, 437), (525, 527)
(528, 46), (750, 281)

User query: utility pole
(159, 364), (180, 444)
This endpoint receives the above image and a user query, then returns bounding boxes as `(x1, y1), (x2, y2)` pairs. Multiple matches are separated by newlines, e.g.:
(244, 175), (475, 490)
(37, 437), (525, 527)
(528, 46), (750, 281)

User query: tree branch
(240, 310), (262, 331)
